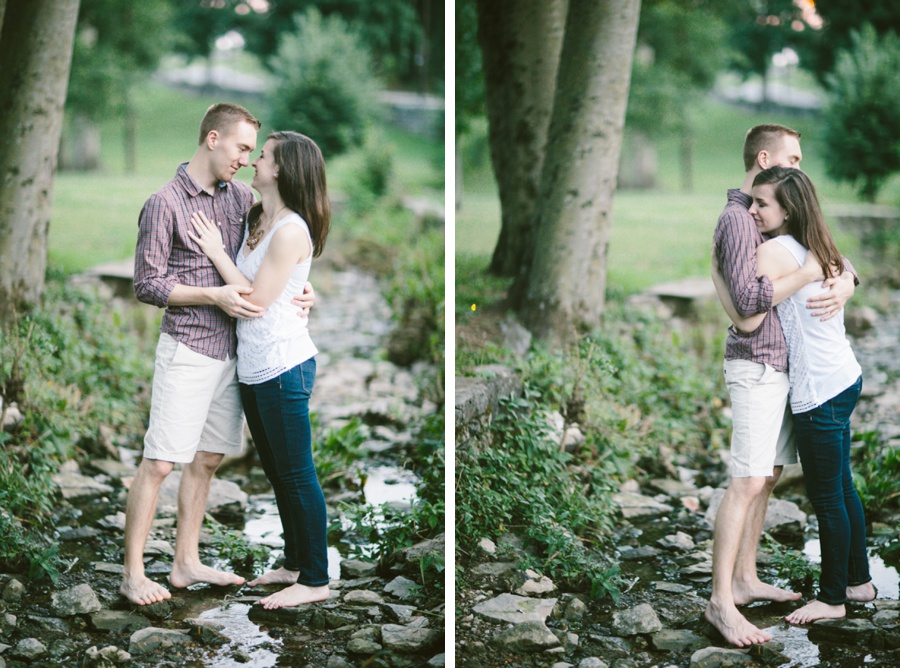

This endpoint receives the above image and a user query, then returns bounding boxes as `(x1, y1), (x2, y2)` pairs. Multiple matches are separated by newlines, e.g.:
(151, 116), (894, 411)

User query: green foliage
(852, 430), (900, 515)
(268, 9), (378, 157)
(314, 418), (368, 486)
(762, 533), (819, 591)
(0, 273), (153, 581)
(206, 516), (271, 575)
(822, 25), (900, 202)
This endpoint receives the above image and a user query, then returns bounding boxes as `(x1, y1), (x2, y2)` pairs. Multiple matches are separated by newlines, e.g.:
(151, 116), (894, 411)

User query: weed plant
(0, 271), (153, 582)
(852, 430), (900, 516)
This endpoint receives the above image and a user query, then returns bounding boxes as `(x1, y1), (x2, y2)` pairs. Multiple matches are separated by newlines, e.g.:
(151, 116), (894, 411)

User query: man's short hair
(743, 124), (801, 171)
(198, 103), (260, 145)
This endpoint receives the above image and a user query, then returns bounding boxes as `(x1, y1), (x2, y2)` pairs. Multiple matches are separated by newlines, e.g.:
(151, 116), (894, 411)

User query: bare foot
(785, 599), (845, 624)
(247, 567), (299, 587)
(169, 562), (245, 589)
(846, 581), (876, 603)
(259, 584), (330, 610)
(733, 579), (802, 605)
(120, 574), (171, 606)
(705, 600), (771, 647)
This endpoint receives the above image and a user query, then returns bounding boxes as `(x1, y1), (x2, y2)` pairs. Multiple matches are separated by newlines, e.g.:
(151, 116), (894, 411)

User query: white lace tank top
(772, 234), (861, 413)
(235, 212), (317, 384)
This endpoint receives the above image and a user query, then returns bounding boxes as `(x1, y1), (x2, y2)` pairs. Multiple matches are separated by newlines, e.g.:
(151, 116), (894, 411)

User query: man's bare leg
(169, 451), (245, 589)
(120, 458), (174, 605)
(705, 477), (772, 647)
(732, 468), (801, 605)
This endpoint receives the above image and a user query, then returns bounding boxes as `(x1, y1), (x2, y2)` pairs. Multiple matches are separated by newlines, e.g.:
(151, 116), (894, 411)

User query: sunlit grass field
(457, 97), (898, 295)
(49, 83), (441, 272)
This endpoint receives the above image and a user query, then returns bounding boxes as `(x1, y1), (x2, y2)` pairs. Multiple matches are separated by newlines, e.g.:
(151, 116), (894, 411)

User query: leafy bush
(852, 430), (900, 516)
(268, 9), (379, 158)
(822, 24), (900, 202)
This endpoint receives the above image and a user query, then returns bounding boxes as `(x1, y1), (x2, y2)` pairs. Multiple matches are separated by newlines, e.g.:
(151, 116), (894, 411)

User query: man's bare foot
(846, 581), (876, 603)
(705, 600), (771, 647)
(120, 574), (171, 606)
(785, 599), (845, 625)
(733, 579), (802, 605)
(247, 567), (299, 587)
(169, 562), (245, 589)
(259, 584), (330, 610)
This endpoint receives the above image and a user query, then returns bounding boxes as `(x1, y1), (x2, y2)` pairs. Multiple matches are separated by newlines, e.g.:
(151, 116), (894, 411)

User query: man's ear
(205, 130), (219, 150)
(757, 150), (769, 169)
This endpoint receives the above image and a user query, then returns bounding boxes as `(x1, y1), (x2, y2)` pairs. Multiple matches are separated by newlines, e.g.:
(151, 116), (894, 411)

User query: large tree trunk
(477, 0), (567, 277)
(0, 0), (80, 318)
(515, 0), (641, 346)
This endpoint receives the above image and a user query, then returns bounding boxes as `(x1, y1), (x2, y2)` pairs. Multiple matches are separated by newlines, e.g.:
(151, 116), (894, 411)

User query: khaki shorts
(724, 359), (797, 478)
(143, 333), (243, 464)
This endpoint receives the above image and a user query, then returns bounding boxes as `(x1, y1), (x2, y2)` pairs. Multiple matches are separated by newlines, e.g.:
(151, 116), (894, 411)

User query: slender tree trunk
(515, 0), (641, 346)
(477, 0), (567, 277)
(0, 0), (80, 318)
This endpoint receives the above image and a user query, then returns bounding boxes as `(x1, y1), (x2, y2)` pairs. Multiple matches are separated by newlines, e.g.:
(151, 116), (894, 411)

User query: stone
(652, 629), (707, 652)
(619, 545), (662, 560)
(383, 603), (416, 623)
(807, 618), (879, 645)
(51, 583), (102, 616)
(473, 594), (558, 625)
(90, 610), (151, 633)
(11, 638), (47, 660)
(426, 653), (446, 667)
(690, 646), (755, 667)
(513, 570), (557, 596)
(52, 470), (113, 499)
(344, 589), (385, 605)
(143, 539), (174, 557)
(478, 537), (497, 555)
(578, 659), (609, 668)
(500, 315), (533, 357)
(381, 621), (439, 652)
(128, 627), (192, 655)
(397, 533), (444, 564)
(493, 620), (560, 652)
(654, 581), (693, 594)
(341, 559), (377, 579)
(83, 645), (131, 666)
(93, 562), (124, 575)
(563, 597), (588, 622)
(249, 604), (318, 625)
(88, 458), (136, 479)
(470, 561), (518, 578)
(873, 610), (900, 626)
(658, 531), (695, 551)
(97, 512), (127, 531)
(347, 626), (382, 654)
(455, 366), (523, 451)
(649, 478), (698, 498)
(1, 578), (25, 603)
(706, 489), (806, 541)
(186, 618), (230, 646)
(613, 491), (673, 518)
(611, 603), (663, 636)
(58, 526), (100, 541)
(158, 472), (247, 520)
(326, 656), (354, 668)
(384, 576), (418, 601)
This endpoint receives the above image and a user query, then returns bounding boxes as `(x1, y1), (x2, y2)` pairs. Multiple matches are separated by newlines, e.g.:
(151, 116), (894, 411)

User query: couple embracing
(122, 103), (331, 611)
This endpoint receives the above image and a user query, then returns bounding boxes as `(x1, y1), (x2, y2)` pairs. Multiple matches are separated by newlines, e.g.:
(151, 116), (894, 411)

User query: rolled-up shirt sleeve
(134, 194), (178, 307)
(716, 211), (774, 318)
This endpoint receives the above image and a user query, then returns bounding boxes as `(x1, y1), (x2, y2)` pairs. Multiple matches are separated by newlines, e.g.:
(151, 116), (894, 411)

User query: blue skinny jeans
(240, 358), (329, 587)
(793, 376), (870, 605)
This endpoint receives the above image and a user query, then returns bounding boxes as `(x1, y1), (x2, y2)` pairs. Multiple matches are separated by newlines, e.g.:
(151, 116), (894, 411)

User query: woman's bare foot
(120, 574), (171, 606)
(258, 584), (330, 610)
(785, 600), (845, 625)
(733, 579), (802, 606)
(705, 600), (772, 647)
(169, 562), (244, 589)
(846, 581), (876, 603)
(247, 567), (300, 587)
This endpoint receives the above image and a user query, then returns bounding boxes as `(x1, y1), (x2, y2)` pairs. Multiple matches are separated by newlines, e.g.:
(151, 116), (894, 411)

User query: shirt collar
(727, 188), (752, 209)
(176, 162), (228, 198)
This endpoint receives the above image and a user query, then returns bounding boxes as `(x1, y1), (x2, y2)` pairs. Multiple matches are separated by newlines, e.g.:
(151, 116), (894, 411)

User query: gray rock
(97, 512), (127, 532)
(500, 314), (533, 356)
(478, 537), (497, 555)
(51, 583), (102, 616)
(619, 545), (662, 560)
(90, 610), (150, 633)
(128, 627), (192, 655)
(347, 626), (382, 654)
(658, 531), (695, 551)
(88, 458), (136, 479)
(550, 663), (575, 668)
(1, 578), (25, 603)
(398, 533), (444, 564)
(473, 593), (558, 625)
(807, 618), (879, 645)
(158, 472), (247, 519)
(83, 645), (131, 666)
(383, 603), (417, 623)
(11, 638), (47, 660)
(384, 575), (418, 600)
(93, 562), (124, 575)
(185, 618), (230, 646)
(381, 620), (439, 652)
(143, 539), (174, 557)
(652, 629), (707, 651)
(470, 561), (518, 578)
(706, 489), (806, 540)
(654, 581), (693, 594)
(513, 569), (557, 596)
(249, 603), (318, 625)
(341, 559), (377, 579)
(873, 609), (900, 626)
(426, 653), (446, 667)
(611, 603), (663, 636)
(689, 646), (755, 667)
(564, 597), (588, 622)
(52, 470), (114, 499)
(613, 491), (673, 518)
(649, 478), (698, 498)
(578, 659), (609, 668)
(326, 656), (354, 668)
(58, 526), (100, 541)
(493, 620), (560, 652)
(344, 589), (385, 605)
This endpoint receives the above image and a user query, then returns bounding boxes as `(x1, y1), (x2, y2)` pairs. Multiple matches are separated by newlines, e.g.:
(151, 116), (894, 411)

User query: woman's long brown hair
(753, 166), (843, 278)
(247, 131), (331, 258)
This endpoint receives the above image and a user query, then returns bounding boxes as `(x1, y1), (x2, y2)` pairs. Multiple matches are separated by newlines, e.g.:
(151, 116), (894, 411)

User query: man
(123, 103), (314, 606)
(706, 123), (857, 646)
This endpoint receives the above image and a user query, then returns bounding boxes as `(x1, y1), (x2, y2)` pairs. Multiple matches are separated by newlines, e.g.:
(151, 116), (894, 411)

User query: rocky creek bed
(455, 290), (900, 668)
(0, 263), (445, 667)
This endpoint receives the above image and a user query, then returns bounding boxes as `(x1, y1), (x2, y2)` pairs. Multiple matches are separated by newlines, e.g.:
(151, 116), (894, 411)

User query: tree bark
(515, 0), (641, 346)
(0, 0), (80, 318)
(477, 0), (567, 277)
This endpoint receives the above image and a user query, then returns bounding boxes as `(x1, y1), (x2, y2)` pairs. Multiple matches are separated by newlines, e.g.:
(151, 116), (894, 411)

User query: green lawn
(49, 83), (442, 272)
(457, 97), (897, 294)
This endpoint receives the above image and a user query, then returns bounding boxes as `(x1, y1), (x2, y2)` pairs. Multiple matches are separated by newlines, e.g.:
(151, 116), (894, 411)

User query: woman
(190, 131), (332, 610)
(718, 166), (875, 624)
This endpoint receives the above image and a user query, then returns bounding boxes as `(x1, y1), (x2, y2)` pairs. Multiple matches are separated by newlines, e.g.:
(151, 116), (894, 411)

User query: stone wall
(455, 365), (522, 452)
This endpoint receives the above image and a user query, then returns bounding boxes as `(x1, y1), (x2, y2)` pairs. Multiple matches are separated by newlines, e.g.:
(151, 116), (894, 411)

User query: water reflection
(803, 538), (900, 600)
